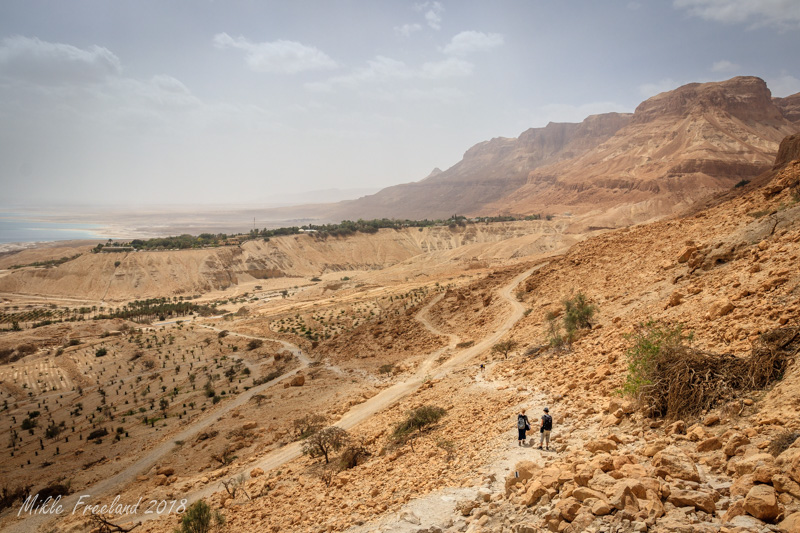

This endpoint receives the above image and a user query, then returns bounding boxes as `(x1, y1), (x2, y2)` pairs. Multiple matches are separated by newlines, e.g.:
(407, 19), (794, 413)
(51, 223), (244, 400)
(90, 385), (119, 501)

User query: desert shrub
(623, 323), (798, 420)
(734, 179), (750, 188)
(378, 364), (395, 374)
(211, 445), (237, 466)
(455, 340), (475, 349)
(545, 311), (567, 349)
(310, 277), (321, 282)
(491, 340), (518, 359)
(563, 292), (596, 335)
(302, 427), (349, 464)
(0, 348), (14, 364)
(293, 414), (326, 440)
(392, 405), (447, 442)
(338, 442), (371, 470)
(17, 344), (38, 356)
(95, 347), (107, 357)
(87, 428), (108, 440)
(21, 417), (37, 430)
(217, 330), (228, 338)
(246, 339), (263, 351)
(37, 482), (70, 501)
(0, 485), (31, 513)
(176, 500), (225, 533)
(768, 431), (800, 457)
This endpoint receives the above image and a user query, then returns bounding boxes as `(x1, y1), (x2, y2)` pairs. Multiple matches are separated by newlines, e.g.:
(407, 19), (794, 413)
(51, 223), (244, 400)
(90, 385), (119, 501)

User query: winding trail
(5, 265), (539, 532)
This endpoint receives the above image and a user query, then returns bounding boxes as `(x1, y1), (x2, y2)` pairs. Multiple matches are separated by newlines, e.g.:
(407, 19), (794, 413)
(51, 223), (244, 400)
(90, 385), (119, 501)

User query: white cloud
(711, 59), (740, 72)
(638, 78), (678, 98)
(420, 57), (473, 78)
(442, 31), (504, 55)
(213, 32), (337, 74)
(0, 35), (121, 85)
(305, 55), (472, 92)
(415, 1), (445, 30)
(674, 0), (800, 29)
(768, 74), (800, 96)
(395, 23), (422, 37)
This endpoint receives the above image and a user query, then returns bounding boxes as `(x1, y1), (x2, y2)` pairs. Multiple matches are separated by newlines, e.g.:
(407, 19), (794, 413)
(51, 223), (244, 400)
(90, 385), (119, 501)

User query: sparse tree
(302, 426), (349, 464)
(491, 339), (518, 359)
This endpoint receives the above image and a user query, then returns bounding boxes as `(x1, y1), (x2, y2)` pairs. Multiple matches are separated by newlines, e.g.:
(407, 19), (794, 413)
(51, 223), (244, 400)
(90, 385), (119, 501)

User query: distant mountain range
(258, 76), (800, 226)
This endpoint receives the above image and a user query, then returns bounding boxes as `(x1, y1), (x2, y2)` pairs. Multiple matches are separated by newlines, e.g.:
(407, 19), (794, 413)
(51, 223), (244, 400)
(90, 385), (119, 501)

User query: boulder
(778, 511), (800, 533)
(591, 499), (613, 516)
(556, 497), (582, 522)
(250, 467), (264, 478)
(521, 481), (548, 507)
(156, 466), (175, 476)
(773, 473), (800, 499)
(667, 488), (716, 514)
(706, 299), (734, 320)
(610, 483), (639, 512)
(585, 439), (617, 454)
(734, 453), (775, 476)
(744, 485), (781, 523)
(652, 446), (701, 482)
(723, 433), (750, 457)
(290, 374), (305, 387)
(696, 436), (722, 452)
(730, 474), (755, 498)
(572, 486), (607, 502)
(505, 461), (539, 494)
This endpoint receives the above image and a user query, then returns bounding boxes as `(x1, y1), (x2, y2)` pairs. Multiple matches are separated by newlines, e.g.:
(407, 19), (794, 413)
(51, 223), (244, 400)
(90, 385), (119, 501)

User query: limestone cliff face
(774, 93), (800, 125)
(483, 77), (799, 224)
(326, 113), (631, 220)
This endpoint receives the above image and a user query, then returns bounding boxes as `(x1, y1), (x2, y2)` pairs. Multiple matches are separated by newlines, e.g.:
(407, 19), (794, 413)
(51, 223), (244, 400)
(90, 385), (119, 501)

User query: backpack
(517, 415), (528, 430)
(542, 414), (552, 431)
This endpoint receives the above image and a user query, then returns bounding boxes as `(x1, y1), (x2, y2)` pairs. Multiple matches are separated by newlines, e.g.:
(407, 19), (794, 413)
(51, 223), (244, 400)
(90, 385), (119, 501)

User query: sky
(1, 0), (799, 208)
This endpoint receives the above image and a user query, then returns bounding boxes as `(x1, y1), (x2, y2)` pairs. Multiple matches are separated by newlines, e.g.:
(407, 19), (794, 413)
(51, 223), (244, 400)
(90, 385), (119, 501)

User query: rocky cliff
(482, 77), (799, 225)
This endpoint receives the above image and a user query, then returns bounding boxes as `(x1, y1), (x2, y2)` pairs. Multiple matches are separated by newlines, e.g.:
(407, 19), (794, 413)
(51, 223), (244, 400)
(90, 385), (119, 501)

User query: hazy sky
(1, 0), (799, 207)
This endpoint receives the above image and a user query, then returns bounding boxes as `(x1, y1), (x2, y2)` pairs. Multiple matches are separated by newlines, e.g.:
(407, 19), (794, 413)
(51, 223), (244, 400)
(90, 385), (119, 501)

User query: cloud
(711, 59), (740, 72)
(638, 78), (679, 98)
(395, 23), (422, 37)
(674, 0), (800, 29)
(0, 35), (121, 85)
(415, 1), (445, 30)
(768, 73), (800, 97)
(306, 55), (472, 92)
(442, 31), (504, 55)
(213, 32), (337, 73)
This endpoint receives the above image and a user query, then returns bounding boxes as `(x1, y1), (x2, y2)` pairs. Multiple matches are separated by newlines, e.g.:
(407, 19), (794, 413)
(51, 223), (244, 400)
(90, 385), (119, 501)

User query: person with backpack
(517, 409), (530, 446)
(539, 407), (552, 450)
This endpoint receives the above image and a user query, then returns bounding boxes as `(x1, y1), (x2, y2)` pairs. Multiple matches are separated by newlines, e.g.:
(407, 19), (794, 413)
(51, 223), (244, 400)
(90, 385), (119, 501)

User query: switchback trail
(7, 264), (541, 532)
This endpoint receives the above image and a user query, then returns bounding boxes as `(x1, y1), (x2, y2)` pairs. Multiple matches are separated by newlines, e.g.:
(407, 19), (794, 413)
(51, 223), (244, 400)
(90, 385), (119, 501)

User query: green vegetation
(546, 292), (597, 349)
(10, 254), (82, 269)
(620, 321), (689, 400)
(93, 298), (216, 323)
(392, 405), (447, 444)
(734, 179), (750, 188)
(175, 500), (225, 533)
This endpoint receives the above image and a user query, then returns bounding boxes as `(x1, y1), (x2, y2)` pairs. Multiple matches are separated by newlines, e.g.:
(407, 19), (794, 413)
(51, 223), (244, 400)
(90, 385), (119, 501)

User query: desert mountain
(484, 76), (799, 226)
(310, 76), (797, 225)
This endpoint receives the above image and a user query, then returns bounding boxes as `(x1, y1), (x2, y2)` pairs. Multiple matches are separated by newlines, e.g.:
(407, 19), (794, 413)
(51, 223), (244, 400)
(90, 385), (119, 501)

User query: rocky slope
(124, 135), (799, 533)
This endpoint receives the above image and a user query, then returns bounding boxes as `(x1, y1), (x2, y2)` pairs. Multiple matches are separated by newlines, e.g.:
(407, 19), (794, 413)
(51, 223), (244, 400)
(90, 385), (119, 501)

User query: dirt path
(170, 265), (542, 510)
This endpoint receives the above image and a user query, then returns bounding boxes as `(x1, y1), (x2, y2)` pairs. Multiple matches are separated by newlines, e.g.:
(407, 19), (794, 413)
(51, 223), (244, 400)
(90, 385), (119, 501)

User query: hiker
(480, 363), (485, 372)
(538, 407), (552, 450)
(517, 409), (530, 446)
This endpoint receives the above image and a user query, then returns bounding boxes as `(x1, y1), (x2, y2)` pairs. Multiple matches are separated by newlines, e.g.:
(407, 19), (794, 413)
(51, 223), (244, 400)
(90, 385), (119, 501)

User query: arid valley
(1, 74), (800, 533)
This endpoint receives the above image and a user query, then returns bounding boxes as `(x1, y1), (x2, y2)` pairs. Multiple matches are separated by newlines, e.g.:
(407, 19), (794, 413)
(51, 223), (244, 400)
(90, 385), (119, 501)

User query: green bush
(95, 347), (107, 357)
(392, 405), (447, 442)
(621, 321), (690, 400)
(175, 500), (225, 533)
(563, 292), (596, 335)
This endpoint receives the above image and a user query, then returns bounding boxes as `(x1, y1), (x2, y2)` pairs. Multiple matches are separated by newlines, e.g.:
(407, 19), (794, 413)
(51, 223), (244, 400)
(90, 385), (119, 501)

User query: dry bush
(0, 485), (31, 513)
(769, 431), (800, 457)
(625, 323), (798, 420)
(293, 414), (327, 440)
(339, 441), (371, 470)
